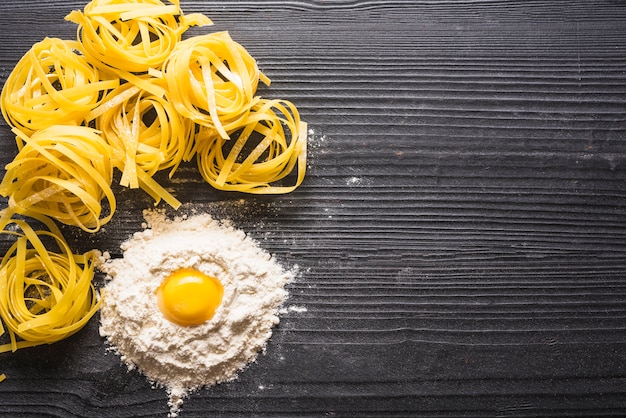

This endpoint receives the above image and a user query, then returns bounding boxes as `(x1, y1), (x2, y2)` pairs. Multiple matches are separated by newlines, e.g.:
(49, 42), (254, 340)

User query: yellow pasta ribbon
(0, 126), (116, 233)
(0, 214), (101, 353)
(0, 37), (119, 136)
(196, 98), (307, 194)
(163, 31), (270, 140)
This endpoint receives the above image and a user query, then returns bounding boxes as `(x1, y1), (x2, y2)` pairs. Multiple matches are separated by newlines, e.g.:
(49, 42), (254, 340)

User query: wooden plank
(0, 0), (626, 416)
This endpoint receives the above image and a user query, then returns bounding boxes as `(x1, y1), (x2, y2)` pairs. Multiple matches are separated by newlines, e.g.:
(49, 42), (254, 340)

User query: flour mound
(98, 210), (293, 417)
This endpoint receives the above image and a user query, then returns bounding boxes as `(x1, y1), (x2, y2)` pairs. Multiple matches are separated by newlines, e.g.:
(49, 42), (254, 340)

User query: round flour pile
(98, 209), (294, 416)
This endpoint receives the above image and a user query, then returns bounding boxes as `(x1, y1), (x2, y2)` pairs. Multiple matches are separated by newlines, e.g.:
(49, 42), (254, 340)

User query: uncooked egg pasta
(0, 37), (118, 136)
(0, 126), (116, 233)
(1, 1), (307, 217)
(196, 98), (308, 193)
(94, 79), (192, 186)
(0, 214), (101, 353)
(65, 0), (212, 74)
(163, 31), (271, 140)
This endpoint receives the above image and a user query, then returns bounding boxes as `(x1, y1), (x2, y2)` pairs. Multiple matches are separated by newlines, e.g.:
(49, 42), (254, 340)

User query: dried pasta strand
(196, 98), (307, 194)
(163, 31), (269, 140)
(0, 339), (44, 354)
(0, 126), (116, 233)
(0, 37), (118, 136)
(136, 168), (182, 209)
(0, 214), (101, 352)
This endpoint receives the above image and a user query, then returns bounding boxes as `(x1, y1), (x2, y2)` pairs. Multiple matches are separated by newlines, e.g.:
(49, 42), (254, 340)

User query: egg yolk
(156, 269), (224, 326)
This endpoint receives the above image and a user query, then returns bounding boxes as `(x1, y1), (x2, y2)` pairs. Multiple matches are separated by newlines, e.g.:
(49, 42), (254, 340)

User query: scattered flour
(278, 305), (308, 314)
(98, 209), (294, 417)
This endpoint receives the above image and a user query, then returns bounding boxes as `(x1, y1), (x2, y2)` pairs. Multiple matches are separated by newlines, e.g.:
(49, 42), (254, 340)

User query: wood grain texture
(1, 0), (626, 416)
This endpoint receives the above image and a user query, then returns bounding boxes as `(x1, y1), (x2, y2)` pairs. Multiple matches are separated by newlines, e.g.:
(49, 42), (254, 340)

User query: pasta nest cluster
(0, 0), (307, 354)
(1, 0), (307, 232)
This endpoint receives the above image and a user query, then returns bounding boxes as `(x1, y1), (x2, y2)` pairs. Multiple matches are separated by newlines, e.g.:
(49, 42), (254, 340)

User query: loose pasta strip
(65, 0), (212, 76)
(0, 214), (101, 353)
(0, 126), (116, 233)
(163, 31), (270, 140)
(0, 37), (118, 136)
(196, 98), (307, 194)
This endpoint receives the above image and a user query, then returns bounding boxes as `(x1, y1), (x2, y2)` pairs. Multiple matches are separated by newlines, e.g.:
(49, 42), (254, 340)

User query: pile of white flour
(98, 209), (294, 417)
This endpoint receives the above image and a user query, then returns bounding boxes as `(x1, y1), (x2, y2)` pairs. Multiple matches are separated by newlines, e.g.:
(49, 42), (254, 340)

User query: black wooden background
(1, 1), (626, 416)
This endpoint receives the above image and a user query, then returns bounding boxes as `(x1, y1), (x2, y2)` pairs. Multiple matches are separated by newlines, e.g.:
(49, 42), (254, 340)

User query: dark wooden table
(1, 1), (626, 416)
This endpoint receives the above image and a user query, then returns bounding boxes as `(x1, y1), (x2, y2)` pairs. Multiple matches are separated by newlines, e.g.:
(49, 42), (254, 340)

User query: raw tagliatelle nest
(196, 98), (307, 194)
(0, 215), (101, 354)
(0, 125), (116, 233)
(0, 37), (118, 136)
